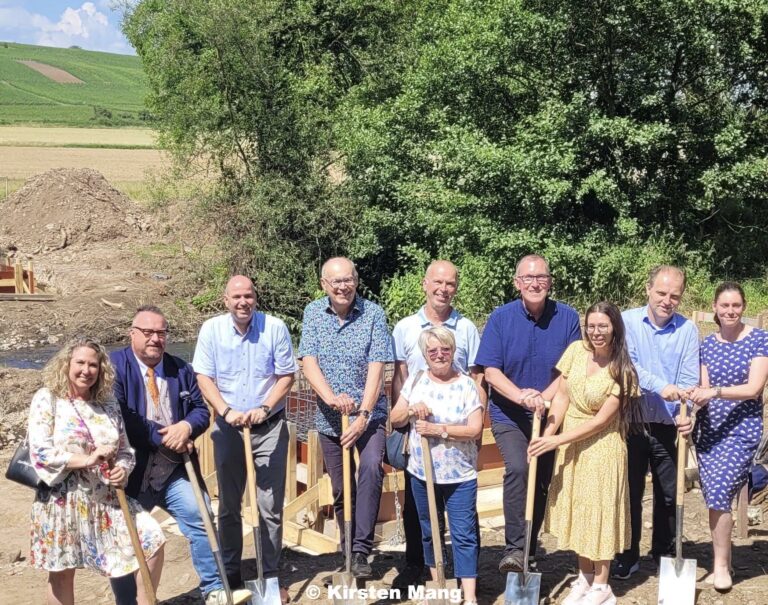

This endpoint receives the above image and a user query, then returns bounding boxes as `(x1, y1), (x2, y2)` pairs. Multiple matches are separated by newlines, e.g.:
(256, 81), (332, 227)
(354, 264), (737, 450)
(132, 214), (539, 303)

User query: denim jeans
(110, 465), (222, 603)
(409, 475), (479, 578)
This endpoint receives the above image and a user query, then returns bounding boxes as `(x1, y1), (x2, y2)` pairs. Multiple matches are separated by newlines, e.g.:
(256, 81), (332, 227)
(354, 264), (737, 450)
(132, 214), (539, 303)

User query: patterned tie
(146, 366), (160, 410)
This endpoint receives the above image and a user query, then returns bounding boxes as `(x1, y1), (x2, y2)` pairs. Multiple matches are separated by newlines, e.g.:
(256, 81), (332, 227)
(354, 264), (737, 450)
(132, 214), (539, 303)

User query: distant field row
(0, 126), (157, 148)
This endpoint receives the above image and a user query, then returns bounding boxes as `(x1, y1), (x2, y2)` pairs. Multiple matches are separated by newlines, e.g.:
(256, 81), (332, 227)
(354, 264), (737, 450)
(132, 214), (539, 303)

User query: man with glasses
(389, 260), (485, 588)
(110, 305), (251, 605)
(475, 254), (581, 573)
(193, 276), (297, 601)
(298, 257), (393, 578)
(612, 265), (699, 579)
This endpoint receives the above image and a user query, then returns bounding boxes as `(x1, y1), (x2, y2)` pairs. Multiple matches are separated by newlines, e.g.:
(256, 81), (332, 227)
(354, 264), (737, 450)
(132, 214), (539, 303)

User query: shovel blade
(244, 576), (281, 605)
(330, 572), (366, 605)
(657, 556), (697, 605)
(504, 571), (542, 605)
(418, 580), (452, 605)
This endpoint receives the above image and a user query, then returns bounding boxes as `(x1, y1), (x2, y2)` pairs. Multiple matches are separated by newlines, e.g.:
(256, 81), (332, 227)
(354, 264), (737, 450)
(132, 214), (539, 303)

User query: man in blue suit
(110, 305), (251, 605)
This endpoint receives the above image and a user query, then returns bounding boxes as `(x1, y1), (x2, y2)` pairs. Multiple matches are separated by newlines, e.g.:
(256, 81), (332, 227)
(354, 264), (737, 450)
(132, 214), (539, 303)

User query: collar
(228, 312), (256, 336)
(132, 350), (165, 379)
(417, 306), (460, 329)
(324, 294), (363, 317)
(518, 297), (556, 323)
(641, 305), (681, 333)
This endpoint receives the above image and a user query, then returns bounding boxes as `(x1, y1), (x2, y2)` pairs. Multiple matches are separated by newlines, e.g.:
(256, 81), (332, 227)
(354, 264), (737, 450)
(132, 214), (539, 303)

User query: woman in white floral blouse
(391, 326), (484, 605)
(27, 337), (165, 605)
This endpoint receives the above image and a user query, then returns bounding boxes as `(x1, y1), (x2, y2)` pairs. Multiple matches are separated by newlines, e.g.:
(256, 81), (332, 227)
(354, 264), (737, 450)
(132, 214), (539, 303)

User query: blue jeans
(409, 475), (479, 578)
(111, 465), (222, 603)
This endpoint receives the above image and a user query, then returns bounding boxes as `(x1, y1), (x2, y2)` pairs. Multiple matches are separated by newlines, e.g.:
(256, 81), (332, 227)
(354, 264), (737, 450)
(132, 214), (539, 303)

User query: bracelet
(222, 406), (232, 420)
(714, 386), (722, 398)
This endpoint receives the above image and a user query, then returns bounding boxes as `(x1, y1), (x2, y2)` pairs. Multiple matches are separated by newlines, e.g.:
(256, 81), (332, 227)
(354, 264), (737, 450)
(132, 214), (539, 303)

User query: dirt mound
(0, 368), (40, 450)
(0, 168), (149, 254)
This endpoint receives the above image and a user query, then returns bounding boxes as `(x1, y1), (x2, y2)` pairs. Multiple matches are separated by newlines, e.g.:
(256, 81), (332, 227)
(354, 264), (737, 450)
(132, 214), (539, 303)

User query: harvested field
(0, 126), (157, 148)
(16, 60), (84, 84)
(0, 146), (166, 181)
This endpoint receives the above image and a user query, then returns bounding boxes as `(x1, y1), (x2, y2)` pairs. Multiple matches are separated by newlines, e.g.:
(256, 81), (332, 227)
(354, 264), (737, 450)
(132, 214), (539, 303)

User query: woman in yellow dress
(529, 301), (641, 605)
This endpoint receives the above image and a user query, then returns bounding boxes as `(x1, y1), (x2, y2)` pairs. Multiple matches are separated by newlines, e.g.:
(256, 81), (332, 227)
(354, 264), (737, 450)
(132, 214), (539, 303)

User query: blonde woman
(27, 337), (165, 605)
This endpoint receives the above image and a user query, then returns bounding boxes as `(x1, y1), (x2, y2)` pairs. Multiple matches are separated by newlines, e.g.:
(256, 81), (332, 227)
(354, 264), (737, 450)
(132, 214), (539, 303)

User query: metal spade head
(245, 576), (281, 605)
(330, 572), (367, 605)
(504, 571), (542, 605)
(657, 555), (697, 605)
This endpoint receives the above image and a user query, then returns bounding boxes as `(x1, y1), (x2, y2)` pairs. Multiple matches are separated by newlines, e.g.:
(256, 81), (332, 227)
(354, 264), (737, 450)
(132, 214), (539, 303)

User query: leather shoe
(392, 564), (425, 589)
(351, 552), (372, 578)
(498, 550), (525, 574)
(611, 557), (639, 580)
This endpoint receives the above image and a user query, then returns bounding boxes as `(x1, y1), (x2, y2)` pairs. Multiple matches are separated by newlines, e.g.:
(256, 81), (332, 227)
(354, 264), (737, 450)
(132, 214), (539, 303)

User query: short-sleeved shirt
(475, 298), (581, 430)
(192, 312), (298, 413)
(401, 372), (483, 484)
(298, 295), (393, 437)
(621, 306), (699, 424)
(392, 306), (480, 375)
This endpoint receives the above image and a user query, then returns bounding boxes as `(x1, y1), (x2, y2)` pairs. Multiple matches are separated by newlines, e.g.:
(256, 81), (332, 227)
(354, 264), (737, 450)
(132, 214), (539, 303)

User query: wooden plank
(306, 430), (324, 532)
(27, 261), (35, 294)
(283, 483), (320, 521)
(282, 520), (338, 554)
(0, 293), (55, 301)
(285, 421), (297, 502)
(14, 261), (23, 294)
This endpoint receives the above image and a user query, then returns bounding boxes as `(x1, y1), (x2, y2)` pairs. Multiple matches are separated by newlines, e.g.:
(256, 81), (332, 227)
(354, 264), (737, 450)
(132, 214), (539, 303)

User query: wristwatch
(440, 425), (448, 439)
(359, 409), (371, 425)
(258, 404), (272, 417)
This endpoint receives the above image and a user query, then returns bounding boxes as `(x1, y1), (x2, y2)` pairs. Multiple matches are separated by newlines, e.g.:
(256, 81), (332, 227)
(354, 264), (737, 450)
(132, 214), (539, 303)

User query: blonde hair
(42, 337), (115, 404)
(418, 326), (456, 359)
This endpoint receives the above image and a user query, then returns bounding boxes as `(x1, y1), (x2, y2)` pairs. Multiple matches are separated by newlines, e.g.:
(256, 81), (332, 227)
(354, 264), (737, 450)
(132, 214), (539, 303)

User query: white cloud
(0, 3), (133, 55)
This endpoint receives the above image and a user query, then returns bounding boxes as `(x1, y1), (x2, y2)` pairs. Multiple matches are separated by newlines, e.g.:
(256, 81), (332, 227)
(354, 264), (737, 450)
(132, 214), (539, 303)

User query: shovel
(332, 415), (367, 605)
(657, 402), (696, 605)
(504, 408), (544, 605)
(114, 486), (158, 605)
(243, 426), (282, 605)
(420, 435), (450, 605)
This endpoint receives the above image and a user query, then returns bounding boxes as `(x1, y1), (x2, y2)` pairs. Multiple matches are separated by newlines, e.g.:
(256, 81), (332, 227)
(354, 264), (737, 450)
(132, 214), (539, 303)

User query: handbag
(5, 433), (46, 489)
(384, 370), (424, 470)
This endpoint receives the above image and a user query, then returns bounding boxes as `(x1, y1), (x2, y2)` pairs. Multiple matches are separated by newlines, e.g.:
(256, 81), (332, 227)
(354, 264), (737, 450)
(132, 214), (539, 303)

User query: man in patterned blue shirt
(298, 257), (394, 578)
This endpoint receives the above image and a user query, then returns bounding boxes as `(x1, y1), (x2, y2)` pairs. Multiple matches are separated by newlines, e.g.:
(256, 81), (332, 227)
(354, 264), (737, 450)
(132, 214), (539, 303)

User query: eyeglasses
(585, 324), (611, 334)
(132, 326), (169, 339)
(516, 274), (551, 285)
(426, 346), (453, 358)
(324, 277), (356, 288)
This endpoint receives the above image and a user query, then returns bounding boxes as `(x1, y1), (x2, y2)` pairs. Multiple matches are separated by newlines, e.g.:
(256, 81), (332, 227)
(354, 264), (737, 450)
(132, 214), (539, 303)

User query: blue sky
(0, 1), (134, 55)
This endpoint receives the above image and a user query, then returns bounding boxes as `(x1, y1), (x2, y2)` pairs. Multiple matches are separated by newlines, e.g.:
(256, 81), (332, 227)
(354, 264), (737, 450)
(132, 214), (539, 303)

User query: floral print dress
(28, 388), (165, 577)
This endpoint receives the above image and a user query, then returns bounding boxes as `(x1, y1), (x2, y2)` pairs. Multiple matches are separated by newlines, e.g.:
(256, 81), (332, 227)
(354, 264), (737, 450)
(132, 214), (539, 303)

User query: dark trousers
(404, 469), (447, 567)
(620, 423), (677, 562)
(492, 420), (555, 556)
(319, 420), (386, 556)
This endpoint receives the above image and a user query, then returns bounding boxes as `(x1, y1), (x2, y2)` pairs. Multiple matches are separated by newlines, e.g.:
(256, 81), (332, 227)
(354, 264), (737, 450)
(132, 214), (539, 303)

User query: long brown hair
(584, 301), (643, 436)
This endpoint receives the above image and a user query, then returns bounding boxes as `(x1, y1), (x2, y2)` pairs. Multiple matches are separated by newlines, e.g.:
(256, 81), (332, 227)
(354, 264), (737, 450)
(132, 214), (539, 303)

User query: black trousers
(619, 422), (678, 562)
(492, 419), (555, 556)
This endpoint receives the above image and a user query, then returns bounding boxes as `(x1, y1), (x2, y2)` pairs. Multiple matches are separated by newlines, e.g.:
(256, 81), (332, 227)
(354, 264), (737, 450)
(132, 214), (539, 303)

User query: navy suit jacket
(110, 346), (210, 498)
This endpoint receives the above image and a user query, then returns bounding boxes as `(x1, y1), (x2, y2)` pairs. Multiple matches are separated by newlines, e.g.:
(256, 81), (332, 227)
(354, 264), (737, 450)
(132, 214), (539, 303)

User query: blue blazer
(110, 346), (210, 498)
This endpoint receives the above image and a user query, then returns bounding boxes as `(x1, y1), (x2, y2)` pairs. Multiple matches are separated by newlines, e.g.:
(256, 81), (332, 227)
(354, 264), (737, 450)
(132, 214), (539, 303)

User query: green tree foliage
(124, 0), (768, 323)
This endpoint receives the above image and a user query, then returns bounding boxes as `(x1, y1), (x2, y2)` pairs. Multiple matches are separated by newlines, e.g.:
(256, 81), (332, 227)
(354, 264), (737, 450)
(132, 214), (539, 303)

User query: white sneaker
(205, 588), (253, 605)
(582, 585), (617, 605)
(562, 575), (592, 604)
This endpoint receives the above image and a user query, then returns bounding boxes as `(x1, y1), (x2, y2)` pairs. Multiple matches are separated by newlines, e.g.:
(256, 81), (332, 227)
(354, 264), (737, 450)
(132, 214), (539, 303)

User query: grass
(0, 42), (149, 127)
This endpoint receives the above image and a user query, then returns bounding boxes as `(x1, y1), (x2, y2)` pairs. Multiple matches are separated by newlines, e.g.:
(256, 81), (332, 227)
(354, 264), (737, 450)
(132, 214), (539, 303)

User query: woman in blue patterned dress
(391, 326), (484, 605)
(683, 282), (768, 592)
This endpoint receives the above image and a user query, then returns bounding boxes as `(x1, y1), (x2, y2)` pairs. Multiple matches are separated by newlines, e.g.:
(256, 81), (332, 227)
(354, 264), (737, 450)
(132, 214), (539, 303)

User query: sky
(0, 1), (135, 55)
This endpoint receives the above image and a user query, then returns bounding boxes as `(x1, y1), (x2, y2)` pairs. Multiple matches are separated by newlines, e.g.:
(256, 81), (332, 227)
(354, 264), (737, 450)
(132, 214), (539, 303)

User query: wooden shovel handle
(243, 426), (260, 529)
(676, 403), (688, 506)
(342, 415), (352, 523)
(525, 405), (549, 523)
(115, 487), (157, 605)
(183, 453), (220, 552)
(421, 435), (445, 585)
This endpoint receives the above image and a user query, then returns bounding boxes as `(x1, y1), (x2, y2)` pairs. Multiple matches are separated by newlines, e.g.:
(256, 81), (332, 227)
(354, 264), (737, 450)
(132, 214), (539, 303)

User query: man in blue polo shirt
(475, 254), (581, 573)
(193, 275), (298, 598)
(390, 260), (485, 588)
(613, 265), (699, 579)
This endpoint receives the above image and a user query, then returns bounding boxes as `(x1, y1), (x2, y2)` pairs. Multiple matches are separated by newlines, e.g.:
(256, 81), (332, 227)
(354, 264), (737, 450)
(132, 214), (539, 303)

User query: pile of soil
(0, 168), (149, 254)
(0, 368), (39, 450)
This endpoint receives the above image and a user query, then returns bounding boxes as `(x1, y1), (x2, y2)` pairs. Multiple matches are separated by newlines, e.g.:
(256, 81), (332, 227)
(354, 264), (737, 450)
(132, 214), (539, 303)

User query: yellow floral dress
(28, 388), (165, 577)
(544, 341), (630, 561)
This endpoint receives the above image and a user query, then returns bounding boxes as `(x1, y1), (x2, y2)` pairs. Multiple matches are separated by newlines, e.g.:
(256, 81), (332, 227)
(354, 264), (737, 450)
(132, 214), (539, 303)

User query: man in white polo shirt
(390, 260), (485, 589)
(193, 275), (297, 598)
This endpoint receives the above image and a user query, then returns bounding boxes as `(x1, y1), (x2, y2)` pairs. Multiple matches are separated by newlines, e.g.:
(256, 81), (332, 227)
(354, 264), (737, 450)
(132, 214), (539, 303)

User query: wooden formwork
(0, 256), (53, 300)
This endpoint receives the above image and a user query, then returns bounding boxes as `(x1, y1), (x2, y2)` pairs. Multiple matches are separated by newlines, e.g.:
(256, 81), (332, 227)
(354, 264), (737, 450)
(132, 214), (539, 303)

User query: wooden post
(26, 261), (35, 294)
(14, 261), (23, 294)
(306, 429), (324, 531)
(285, 421), (297, 502)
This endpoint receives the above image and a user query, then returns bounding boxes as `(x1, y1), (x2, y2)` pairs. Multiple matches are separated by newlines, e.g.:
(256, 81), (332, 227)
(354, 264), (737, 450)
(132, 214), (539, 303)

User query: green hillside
(0, 42), (149, 127)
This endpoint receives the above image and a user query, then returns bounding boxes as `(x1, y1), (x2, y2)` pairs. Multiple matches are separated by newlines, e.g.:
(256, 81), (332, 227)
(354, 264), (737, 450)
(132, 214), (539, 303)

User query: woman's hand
(87, 444), (116, 467)
(407, 402), (431, 421)
(107, 465), (128, 487)
(528, 435), (561, 458)
(414, 420), (439, 437)
(686, 386), (714, 407)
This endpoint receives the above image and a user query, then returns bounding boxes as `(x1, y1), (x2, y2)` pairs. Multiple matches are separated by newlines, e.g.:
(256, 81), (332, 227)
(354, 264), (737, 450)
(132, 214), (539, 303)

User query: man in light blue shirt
(193, 275), (297, 597)
(390, 260), (485, 589)
(614, 265), (699, 579)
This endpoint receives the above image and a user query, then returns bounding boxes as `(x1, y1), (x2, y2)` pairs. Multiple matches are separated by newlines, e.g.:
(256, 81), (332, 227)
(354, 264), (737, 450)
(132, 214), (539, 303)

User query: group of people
(24, 254), (766, 605)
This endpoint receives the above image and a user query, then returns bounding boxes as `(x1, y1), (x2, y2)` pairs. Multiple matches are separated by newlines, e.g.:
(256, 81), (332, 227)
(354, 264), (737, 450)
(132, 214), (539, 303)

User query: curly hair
(42, 337), (115, 404)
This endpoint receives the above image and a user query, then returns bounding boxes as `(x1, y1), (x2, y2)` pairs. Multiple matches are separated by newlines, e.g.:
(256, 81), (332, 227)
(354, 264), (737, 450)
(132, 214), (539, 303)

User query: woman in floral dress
(28, 337), (165, 605)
